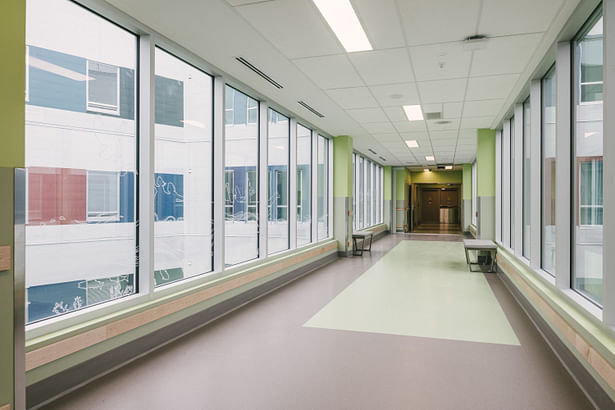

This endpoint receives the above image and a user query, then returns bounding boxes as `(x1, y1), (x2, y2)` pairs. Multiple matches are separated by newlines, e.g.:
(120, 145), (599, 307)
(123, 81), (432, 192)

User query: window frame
(85, 59), (121, 116)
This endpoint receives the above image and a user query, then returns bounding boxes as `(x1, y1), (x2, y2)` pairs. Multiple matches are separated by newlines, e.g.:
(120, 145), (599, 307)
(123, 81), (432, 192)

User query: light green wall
(410, 170), (462, 184)
(477, 129), (496, 197)
(0, 1), (25, 407)
(462, 164), (472, 200)
(383, 166), (392, 200)
(395, 169), (406, 201)
(333, 135), (353, 198)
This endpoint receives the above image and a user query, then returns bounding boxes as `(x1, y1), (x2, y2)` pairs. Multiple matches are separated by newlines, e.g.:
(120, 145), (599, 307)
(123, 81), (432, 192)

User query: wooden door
(421, 189), (440, 223)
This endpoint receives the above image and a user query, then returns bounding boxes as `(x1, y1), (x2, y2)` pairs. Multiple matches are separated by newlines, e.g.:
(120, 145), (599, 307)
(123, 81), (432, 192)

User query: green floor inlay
(305, 240), (520, 346)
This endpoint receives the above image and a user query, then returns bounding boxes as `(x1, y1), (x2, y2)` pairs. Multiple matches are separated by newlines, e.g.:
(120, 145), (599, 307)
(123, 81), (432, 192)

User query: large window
(510, 116), (516, 248)
(297, 124), (312, 247)
(471, 161), (477, 226)
(542, 67), (557, 275)
(573, 13), (603, 305)
(317, 135), (330, 240)
(25, 0), (137, 322)
(523, 99), (531, 258)
(268, 109), (289, 254)
(154, 48), (213, 287)
(224, 86), (259, 266)
(352, 152), (384, 230)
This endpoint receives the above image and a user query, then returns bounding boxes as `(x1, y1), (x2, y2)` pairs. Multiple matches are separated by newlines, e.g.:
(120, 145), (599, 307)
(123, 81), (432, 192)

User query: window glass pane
(523, 99), (531, 258)
(268, 109), (289, 254)
(366, 161), (372, 227)
(359, 157), (364, 229)
(297, 124), (312, 247)
(153, 48), (213, 287)
(317, 136), (329, 240)
(472, 162), (477, 226)
(25, 0), (137, 322)
(542, 68), (557, 275)
(225, 86), (259, 265)
(511, 117), (516, 247)
(352, 154), (356, 230)
(574, 15), (603, 305)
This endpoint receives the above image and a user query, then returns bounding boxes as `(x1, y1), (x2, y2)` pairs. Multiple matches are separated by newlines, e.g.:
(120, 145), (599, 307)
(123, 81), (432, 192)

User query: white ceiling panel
(349, 48), (414, 85)
(461, 116), (496, 129)
(393, 121), (428, 133)
(235, 0), (342, 59)
(427, 118), (460, 132)
(353, 0), (406, 49)
(398, 0), (482, 46)
(466, 74), (519, 101)
(294, 54), (365, 89)
(463, 99), (505, 117)
(326, 87), (379, 109)
(444, 102), (463, 119)
(479, 0), (564, 37)
(346, 107), (389, 123)
(363, 122), (397, 134)
(383, 106), (410, 122)
(374, 133), (403, 142)
(471, 34), (543, 77)
(418, 79), (467, 104)
(370, 83), (420, 107)
(409, 42), (472, 81)
(225, 0), (265, 5)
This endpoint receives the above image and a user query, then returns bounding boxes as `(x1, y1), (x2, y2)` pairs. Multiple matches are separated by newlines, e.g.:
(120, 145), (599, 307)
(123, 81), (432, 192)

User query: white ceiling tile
(294, 54), (363, 89)
(370, 83), (420, 107)
(398, 0), (482, 46)
(430, 130), (458, 140)
(373, 133), (402, 142)
(466, 74), (519, 101)
(471, 34), (543, 77)
(353, 0), (406, 49)
(363, 122), (397, 133)
(463, 99), (505, 117)
(383, 106), (410, 122)
(326, 87), (378, 109)
(349, 48), (414, 85)
(443, 102), (463, 119)
(235, 0), (342, 59)
(409, 42), (472, 81)
(418, 79), (467, 104)
(347, 107), (389, 123)
(427, 118), (460, 132)
(479, 0), (564, 36)
(461, 116), (495, 129)
(393, 121), (428, 133)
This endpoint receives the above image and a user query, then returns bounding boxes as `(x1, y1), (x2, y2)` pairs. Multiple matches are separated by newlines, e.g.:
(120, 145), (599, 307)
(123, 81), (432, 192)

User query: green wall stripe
(383, 166), (392, 200)
(333, 135), (353, 198)
(409, 170), (462, 184)
(477, 129), (496, 197)
(462, 164), (472, 200)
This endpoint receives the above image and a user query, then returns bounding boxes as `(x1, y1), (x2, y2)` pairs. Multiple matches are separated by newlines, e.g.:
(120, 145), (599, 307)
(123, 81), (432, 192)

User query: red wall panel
(28, 167), (87, 225)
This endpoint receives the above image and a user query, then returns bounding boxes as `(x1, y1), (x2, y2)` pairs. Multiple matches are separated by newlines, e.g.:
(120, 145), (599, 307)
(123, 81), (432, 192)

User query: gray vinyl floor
(43, 234), (593, 410)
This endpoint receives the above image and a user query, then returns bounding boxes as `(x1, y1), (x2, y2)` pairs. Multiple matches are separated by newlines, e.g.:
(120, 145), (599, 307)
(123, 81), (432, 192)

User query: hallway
(44, 235), (591, 410)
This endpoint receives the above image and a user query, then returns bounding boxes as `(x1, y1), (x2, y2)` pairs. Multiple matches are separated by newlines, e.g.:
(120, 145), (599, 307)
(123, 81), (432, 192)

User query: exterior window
(297, 124), (312, 247)
(87, 60), (120, 115)
(268, 109), (289, 254)
(542, 67), (557, 275)
(225, 170), (234, 221)
(510, 116), (516, 248)
(25, 0), (137, 322)
(87, 171), (120, 223)
(154, 47), (213, 287)
(523, 99), (531, 258)
(573, 13), (603, 305)
(317, 135), (330, 240)
(471, 161), (477, 226)
(366, 160), (372, 227)
(359, 156), (364, 229)
(352, 153), (356, 231)
(224, 86), (259, 266)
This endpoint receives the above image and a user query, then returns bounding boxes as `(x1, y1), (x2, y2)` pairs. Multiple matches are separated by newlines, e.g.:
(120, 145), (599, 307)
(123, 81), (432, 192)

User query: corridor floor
(44, 235), (592, 410)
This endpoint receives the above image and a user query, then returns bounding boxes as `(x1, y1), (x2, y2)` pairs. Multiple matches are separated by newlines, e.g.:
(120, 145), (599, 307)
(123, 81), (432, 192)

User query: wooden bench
(352, 232), (374, 256)
(463, 239), (497, 273)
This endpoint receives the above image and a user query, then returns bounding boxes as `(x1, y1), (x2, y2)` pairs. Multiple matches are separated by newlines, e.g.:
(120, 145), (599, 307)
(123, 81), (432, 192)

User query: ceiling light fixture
(424, 169), (430, 172)
(313, 0), (372, 53)
(405, 140), (419, 148)
(425, 156), (435, 161)
(445, 165), (453, 170)
(403, 105), (423, 121)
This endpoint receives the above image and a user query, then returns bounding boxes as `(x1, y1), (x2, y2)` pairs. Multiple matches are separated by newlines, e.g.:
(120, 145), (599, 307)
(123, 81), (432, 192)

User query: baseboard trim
(27, 252), (338, 409)
(498, 270), (614, 409)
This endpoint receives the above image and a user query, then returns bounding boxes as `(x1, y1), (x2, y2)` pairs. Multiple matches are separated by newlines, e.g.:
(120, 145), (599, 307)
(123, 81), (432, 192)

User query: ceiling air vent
(379, 156), (387, 162)
(298, 101), (325, 118)
(236, 57), (283, 89)
(368, 149), (377, 155)
(425, 112), (442, 120)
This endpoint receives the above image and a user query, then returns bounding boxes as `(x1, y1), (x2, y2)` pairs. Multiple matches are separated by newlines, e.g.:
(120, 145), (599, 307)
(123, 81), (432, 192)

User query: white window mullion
(259, 102), (269, 257)
(530, 79), (542, 269)
(514, 103), (524, 255)
(213, 76), (225, 273)
(289, 118), (297, 249)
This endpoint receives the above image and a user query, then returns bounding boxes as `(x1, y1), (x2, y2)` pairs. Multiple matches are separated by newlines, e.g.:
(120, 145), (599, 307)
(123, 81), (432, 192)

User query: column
(477, 129), (496, 240)
(462, 163), (472, 232)
(333, 135), (353, 256)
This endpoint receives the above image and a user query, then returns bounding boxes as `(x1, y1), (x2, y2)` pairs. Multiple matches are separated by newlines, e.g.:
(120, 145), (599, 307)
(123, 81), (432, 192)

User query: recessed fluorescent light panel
(313, 0), (372, 52)
(445, 165), (453, 170)
(405, 140), (419, 148)
(425, 156), (435, 161)
(403, 105), (423, 121)
(424, 169), (430, 172)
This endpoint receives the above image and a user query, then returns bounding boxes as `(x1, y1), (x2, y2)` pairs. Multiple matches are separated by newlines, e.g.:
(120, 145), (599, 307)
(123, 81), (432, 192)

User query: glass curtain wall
(573, 14), (604, 305)
(25, 0), (138, 323)
(267, 109), (290, 254)
(542, 68), (557, 275)
(317, 135), (329, 240)
(224, 86), (259, 266)
(523, 99), (531, 258)
(153, 48), (213, 287)
(297, 124), (312, 247)
(511, 117), (516, 247)
(352, 152), (384, 229)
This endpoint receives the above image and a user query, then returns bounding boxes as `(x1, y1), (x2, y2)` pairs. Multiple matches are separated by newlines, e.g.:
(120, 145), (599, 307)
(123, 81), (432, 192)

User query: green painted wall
(462, 164), (472, 200)
(0, 1), (25, 407)
(333, 135), (353, 198)
(383, 166), (392, 200)
(395, 169), (406, 201)
(410, 170), (462, 184)
(477, 129), (496, 197)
